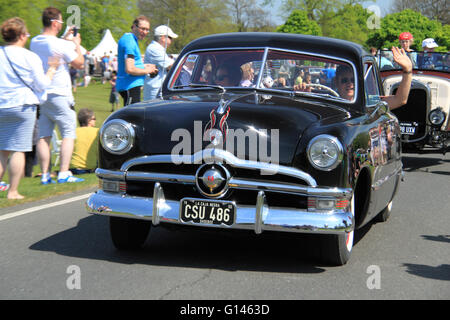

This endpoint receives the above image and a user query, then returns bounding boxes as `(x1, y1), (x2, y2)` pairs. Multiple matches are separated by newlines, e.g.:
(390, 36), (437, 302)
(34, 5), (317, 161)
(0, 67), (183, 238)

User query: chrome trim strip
(372, 164), (403, 191)
(120, 149), (318, 187)
(86, 191), (354, 235)
(95, 168), (125, 181)
(126, 171), (196, 184)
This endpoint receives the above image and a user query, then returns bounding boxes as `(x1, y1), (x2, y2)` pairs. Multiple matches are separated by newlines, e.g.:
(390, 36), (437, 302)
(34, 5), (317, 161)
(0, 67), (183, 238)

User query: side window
(364, 63), (381, 106)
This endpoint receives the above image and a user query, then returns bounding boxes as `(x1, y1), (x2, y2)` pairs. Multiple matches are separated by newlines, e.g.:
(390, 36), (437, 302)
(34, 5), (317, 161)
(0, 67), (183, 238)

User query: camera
(73, 27), (78, 37)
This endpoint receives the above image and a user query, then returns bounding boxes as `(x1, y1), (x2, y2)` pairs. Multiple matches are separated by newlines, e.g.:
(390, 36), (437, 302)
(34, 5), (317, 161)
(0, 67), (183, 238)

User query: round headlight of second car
(100, 119), (135, 155)
(307, 135), (343, 171)
(428, 108), (446, 127)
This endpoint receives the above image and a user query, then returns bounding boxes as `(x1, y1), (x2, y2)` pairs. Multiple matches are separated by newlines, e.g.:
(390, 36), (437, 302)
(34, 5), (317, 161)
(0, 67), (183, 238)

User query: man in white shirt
(30, 7), (85, 184)
(143, 25), (178, 100)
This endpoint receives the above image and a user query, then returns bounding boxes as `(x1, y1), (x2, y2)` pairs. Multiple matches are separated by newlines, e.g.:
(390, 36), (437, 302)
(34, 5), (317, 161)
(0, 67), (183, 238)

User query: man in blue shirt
(117, 16), (157, 106)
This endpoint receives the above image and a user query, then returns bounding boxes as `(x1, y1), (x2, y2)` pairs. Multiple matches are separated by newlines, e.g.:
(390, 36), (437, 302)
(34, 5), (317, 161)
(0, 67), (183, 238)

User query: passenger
(213, 63), (240, 87)
(239, 62), (255, 87)
(398, 32), (417, 67)
(418, 38), (440, 69)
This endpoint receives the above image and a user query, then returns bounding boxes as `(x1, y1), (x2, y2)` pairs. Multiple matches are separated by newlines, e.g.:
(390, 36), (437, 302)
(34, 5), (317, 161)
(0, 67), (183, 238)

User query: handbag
(1, 46), (46, 104)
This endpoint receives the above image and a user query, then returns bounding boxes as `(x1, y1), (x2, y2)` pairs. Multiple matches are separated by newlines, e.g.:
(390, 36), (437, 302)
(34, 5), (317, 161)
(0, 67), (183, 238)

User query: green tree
(55, 0), (139, 51)
(0, 0), (49, 42)
(326, 4), (371, 44)
(366, 9), (448, 51)
(392, 0), (449, 25)
(139, 0), (232, 53)
(225, 0), (274, 32)
(276, 9), (322, 35)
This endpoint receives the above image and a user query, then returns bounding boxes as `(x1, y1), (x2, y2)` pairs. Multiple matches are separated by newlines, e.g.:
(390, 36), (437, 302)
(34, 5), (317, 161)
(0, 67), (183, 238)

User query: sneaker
(57, 175), (84, 184)
(41, 178), (55, 185)
(0, 181), (10, 191)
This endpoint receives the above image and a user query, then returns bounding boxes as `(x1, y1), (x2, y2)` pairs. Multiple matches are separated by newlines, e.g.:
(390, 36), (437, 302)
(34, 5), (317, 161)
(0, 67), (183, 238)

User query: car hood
(141, 92), (349, 166)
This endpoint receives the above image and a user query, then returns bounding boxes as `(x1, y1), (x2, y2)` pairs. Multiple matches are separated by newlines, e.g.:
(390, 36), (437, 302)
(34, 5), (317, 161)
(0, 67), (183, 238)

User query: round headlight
(428, 108), (446, 127)
(307, 135), (343, 171)
(100, 119), (135, 155)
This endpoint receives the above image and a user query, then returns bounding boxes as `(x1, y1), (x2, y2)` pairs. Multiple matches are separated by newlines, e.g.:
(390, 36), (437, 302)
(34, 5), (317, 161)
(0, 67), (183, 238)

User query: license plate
(399, 122), (417, 135)
(180, 198), (235, 226)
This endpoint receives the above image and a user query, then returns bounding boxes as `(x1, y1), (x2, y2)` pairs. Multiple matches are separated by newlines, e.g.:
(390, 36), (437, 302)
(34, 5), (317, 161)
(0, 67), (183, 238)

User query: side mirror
(369, 100), (389, 118)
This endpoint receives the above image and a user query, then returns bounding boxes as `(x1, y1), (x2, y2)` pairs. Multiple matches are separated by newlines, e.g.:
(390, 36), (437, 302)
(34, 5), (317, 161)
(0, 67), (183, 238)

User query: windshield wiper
(173, 83), (226, 93)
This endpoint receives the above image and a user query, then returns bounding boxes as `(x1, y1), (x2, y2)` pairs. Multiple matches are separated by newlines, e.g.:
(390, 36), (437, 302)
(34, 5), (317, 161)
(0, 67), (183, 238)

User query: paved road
(0, 153), (449, 300)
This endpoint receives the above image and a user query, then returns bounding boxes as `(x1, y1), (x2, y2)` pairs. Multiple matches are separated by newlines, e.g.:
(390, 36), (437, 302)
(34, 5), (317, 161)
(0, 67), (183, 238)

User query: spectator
(117, 15), (157, 106)
(0, 17), (59, 199)
(69, 108), (99, 174)
(294, 67), (305, 86)
(30, 7), (85, 184)
(143, 25), (178, 100)
(69, 65), (78, 92)
(87, 51), (95, 76)
(418, 38), (440, 69)
(321, 63), (336, 87)
(399, 32), (417, 67)
(109, 70), (119, 111)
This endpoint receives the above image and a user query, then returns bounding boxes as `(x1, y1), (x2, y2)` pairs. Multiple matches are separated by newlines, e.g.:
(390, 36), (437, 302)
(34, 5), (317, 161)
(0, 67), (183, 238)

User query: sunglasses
(135, 25), (150, 32)
(340, 77), (354, 84)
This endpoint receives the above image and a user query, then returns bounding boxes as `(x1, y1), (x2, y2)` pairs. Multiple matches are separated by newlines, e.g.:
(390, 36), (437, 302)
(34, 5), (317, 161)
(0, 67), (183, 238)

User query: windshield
(168, 49), (356, 102)
(377, 49), (450, 72)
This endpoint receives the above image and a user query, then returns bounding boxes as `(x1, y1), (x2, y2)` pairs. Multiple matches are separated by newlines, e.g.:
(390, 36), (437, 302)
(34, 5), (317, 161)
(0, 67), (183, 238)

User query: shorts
(38, 94), (76, 139)
(0, 105), (37, 152)
(119, 86), (141, 106)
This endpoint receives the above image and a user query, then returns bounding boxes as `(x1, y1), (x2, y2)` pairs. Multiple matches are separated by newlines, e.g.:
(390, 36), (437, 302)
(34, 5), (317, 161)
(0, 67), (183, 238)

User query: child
(109, 70), (119, 112)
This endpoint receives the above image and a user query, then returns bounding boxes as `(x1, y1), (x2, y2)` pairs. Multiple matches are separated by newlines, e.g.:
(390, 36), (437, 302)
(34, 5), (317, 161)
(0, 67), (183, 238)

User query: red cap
(399, 32), (413, 40)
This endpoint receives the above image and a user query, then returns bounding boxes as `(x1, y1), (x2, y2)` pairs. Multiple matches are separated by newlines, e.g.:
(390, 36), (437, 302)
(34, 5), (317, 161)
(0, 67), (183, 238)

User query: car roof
(181, 32), (367, 64)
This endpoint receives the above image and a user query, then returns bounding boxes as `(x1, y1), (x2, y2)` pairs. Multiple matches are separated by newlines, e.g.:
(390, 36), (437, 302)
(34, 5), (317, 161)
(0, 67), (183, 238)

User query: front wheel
(319, 195), (355, 266)
(109, 217), (151, 250)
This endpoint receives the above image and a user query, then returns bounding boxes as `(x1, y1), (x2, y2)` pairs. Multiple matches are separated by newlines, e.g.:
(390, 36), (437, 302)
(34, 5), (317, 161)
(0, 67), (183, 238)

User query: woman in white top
(0, 17), (58, 199)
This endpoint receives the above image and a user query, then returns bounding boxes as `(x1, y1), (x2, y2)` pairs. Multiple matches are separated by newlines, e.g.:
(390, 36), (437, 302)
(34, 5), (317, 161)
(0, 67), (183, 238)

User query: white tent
(89, 29), (118, 59)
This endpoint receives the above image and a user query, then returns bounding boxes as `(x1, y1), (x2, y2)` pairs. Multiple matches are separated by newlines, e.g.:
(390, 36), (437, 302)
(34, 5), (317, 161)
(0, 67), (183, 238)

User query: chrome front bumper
(86, 189), (354, 235)
(87, 150), (354, 235)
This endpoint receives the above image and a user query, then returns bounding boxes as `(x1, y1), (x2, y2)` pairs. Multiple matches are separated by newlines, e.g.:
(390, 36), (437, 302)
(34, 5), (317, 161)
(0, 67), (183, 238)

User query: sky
(270, 0), (395, 25)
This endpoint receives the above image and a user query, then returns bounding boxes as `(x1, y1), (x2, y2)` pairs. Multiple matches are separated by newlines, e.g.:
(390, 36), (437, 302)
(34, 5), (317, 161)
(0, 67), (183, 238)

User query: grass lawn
(0, 80), (123, 208)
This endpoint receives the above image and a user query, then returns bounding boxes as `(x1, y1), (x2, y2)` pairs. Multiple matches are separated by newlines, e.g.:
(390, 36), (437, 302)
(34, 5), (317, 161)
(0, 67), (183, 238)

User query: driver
(294, 47), (413, 111)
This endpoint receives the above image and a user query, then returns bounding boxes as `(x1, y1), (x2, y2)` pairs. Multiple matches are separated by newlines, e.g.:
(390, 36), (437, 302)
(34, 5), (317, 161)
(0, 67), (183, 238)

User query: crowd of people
(0, 7), (443, 200)
(0, 9), (181, 200)
(372, 32), (448, 71)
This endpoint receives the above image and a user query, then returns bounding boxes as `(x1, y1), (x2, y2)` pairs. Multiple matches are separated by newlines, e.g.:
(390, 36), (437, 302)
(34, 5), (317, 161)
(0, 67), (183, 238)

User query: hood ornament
(204, 105), (231, 146)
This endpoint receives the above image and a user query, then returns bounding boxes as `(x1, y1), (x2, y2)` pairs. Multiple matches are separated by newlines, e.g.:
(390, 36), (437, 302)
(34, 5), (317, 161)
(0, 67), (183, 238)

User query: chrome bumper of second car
(86, 188), (354, 236)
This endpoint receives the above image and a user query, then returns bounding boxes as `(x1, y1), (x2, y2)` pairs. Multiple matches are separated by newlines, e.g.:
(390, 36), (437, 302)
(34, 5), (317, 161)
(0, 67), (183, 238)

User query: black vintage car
(86, 33), (403, 265)
(379, 50), (450, 154)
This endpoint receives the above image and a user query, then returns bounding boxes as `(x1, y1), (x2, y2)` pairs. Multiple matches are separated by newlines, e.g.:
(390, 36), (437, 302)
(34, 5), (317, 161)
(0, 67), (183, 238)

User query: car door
(363, 58), (400, 218)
